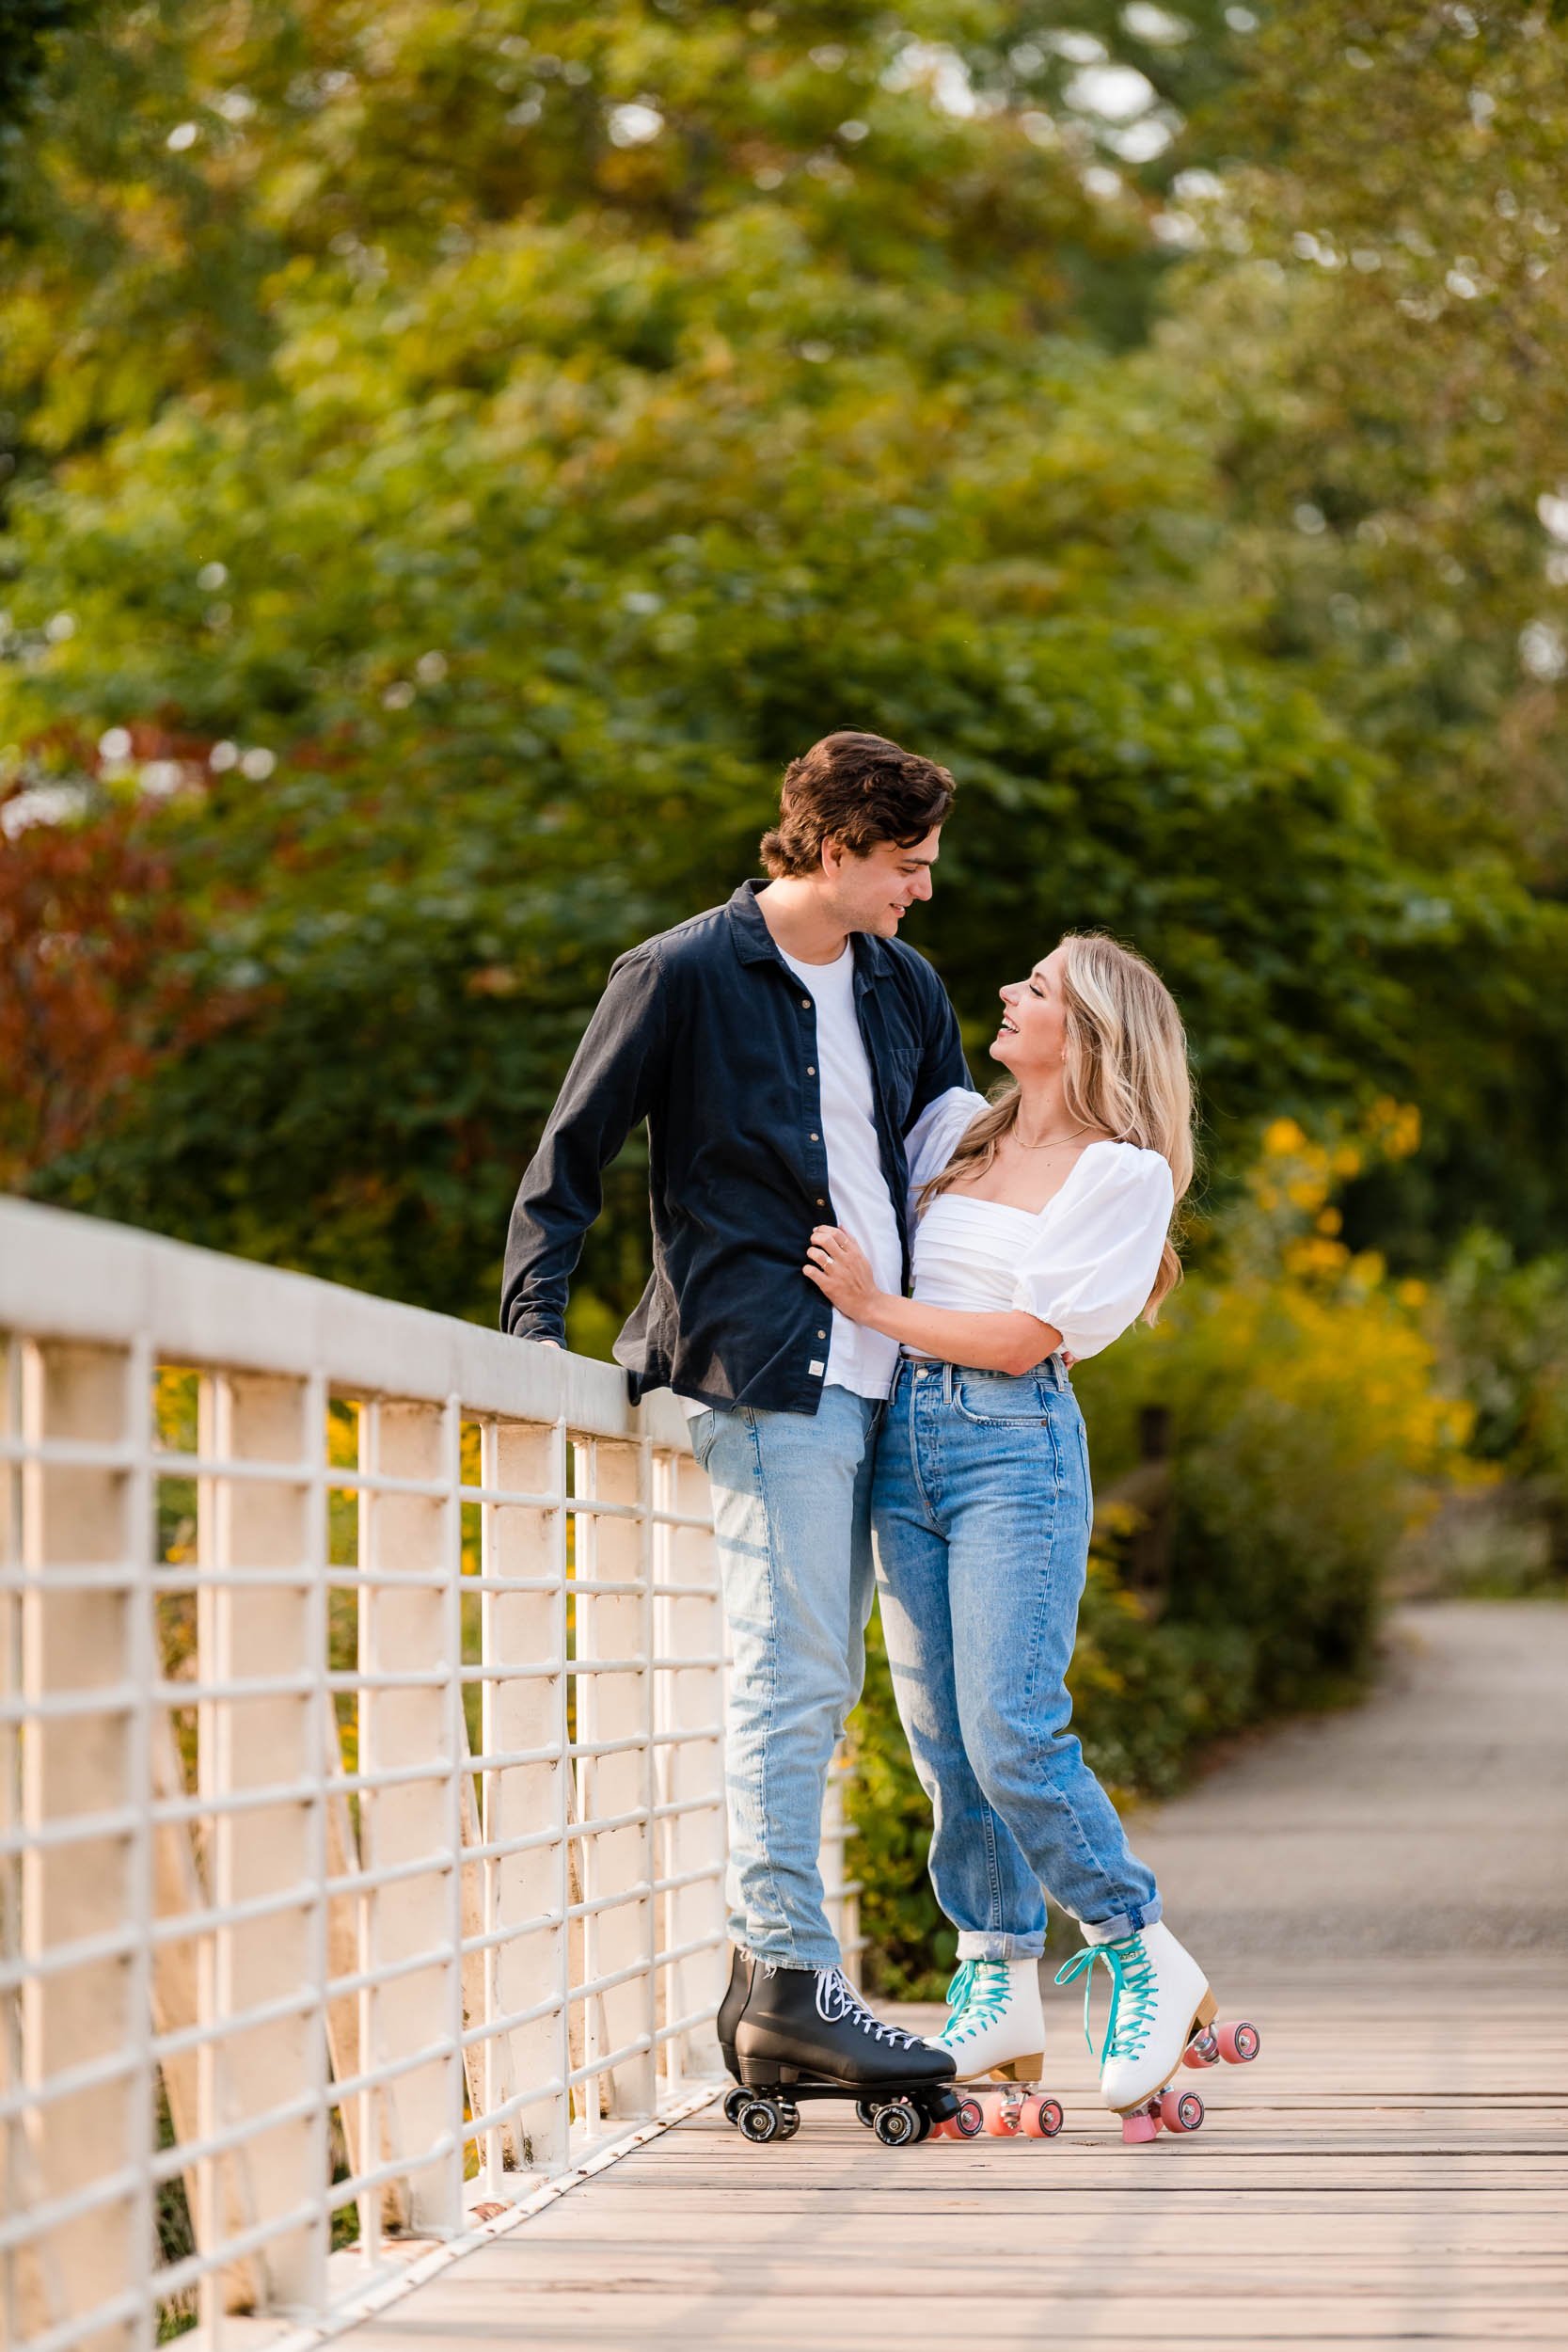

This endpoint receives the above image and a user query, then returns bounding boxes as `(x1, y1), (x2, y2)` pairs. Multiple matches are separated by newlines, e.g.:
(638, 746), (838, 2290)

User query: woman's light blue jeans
(689, 1386), (880, 1972)
(872, 1356), (1161, 1959)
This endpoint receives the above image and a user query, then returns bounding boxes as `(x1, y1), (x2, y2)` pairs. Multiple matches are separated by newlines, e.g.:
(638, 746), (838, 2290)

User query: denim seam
(1021, 1410), (1125, 1898)
(908, 1379), (941, 1529)
(980, 1799), (1004, 1931)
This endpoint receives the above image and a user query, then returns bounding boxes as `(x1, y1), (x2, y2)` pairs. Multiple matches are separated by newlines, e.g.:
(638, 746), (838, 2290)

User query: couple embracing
(502, 730), (1229, 2144)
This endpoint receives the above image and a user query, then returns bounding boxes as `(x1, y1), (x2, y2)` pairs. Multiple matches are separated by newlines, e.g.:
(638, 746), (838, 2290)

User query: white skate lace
(815, 1967), (921, 2048)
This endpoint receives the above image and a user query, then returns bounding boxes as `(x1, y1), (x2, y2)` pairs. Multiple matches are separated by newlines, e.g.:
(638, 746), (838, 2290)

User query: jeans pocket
(950, 1374), (1050, 1427)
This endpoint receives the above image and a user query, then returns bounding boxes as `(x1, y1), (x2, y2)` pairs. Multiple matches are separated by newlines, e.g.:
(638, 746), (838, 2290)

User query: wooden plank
(337, 1955), (1567, 2350)
(336, 1601), (1568, 2350)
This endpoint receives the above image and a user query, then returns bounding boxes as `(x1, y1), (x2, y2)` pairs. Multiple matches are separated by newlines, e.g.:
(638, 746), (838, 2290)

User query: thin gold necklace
(1014, 1120), (1094, 1151)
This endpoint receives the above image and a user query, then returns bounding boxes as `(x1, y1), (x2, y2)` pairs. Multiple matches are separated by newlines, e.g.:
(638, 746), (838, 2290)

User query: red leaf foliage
(0, 791), (244, 1185)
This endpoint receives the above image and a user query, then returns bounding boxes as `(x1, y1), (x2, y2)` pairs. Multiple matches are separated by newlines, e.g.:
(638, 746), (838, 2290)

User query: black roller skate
(718, 1947), (958, 2147)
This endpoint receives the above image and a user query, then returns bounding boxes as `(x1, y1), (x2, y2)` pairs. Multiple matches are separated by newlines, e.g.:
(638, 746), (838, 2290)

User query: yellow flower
(1263, 1117), (1307, 1157)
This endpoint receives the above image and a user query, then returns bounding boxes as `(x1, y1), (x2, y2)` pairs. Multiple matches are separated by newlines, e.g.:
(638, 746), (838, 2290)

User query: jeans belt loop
(942, 1360), (956, 1408)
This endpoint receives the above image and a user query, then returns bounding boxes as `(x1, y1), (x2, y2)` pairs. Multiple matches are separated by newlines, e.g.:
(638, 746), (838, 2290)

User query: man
(501, 731), (965, 2093)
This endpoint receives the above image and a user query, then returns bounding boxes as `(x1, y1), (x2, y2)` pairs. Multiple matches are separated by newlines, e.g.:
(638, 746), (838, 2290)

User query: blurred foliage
(1439, 1230), (1568, 1573)
(3, 2), (1563, 1303)
(852, 1102), (1479, 1996)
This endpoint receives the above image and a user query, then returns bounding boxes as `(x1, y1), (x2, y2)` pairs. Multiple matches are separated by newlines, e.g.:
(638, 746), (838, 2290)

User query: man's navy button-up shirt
(500, 880), (970, 1413)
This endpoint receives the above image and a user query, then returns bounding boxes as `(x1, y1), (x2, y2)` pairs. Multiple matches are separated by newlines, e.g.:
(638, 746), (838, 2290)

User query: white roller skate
(927, 1958), (1064, 2143)
(1054, 1919), (1260, 2144)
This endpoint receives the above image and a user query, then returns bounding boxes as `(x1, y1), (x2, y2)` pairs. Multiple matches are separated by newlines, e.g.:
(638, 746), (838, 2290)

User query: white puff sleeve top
(904, 1086), (1175, 1363)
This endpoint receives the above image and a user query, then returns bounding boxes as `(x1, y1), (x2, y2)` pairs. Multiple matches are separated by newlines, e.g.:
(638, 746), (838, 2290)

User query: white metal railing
(0, 1198), (859, 2351)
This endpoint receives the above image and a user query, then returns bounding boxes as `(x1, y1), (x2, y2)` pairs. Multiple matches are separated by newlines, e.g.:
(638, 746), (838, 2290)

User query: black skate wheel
(873, 2101), (917, 2147)
(855, 2099), (879, 2129)
(776, 2102), (801, 2140)
(737, 2099), (782, 2143)
(722, 2086), (750, 2127)
(911, 2106), (934, 2143)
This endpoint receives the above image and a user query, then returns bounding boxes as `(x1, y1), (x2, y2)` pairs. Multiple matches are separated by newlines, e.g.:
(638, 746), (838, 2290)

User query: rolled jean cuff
(1080, 1894), (1164, 1946)
(955, 1931), (1047, 1963)
(736, 1936), (838, 1974)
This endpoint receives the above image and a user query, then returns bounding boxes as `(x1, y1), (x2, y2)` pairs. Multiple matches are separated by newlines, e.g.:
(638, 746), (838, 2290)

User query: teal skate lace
(1053, 1933), (1156, 2064)
(940, 1959), (1013, 2049)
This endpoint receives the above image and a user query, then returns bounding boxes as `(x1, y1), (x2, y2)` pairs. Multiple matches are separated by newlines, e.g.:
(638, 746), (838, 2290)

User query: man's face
(823, 828), (942, 937)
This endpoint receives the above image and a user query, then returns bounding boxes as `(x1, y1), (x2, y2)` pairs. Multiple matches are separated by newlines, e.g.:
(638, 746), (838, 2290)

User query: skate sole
(735, 2058), (956, 2097)
(942, 2053), (1047, 2087)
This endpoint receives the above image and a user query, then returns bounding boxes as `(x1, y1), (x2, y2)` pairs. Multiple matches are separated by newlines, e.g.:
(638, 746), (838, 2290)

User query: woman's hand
(804, 1226), (884, 1325)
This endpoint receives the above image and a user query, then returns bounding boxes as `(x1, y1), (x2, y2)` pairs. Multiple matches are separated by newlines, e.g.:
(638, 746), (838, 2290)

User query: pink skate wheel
(1216, 2021), (1260, 2064)
(1121, 2112), (1160, 2145)
(1020, 2094), (1063, 2139)
(1160, 2089), (1204, 2134)
(1183, 2029), (1219, 2069)
(929, 2117), (958, 2140)
(952, 2097), (985, 2139)
(983, 2092), (1020, 2137)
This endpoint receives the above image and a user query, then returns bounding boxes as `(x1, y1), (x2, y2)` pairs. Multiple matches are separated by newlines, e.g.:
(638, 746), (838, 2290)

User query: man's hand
(803, 1226), (883, 1325)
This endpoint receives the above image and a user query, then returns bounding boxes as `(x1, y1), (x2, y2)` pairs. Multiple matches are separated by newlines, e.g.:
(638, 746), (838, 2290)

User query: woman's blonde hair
(919, 932), (1195, 1320)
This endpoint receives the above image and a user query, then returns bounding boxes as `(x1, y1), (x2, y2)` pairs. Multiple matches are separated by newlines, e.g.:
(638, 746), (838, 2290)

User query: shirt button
(800, 996), (811, 1009)
(809, 1132), (819, 1142)
(806, 1066), (816, 1076)
(817, 1329), (827, 1339)
(816, 1198), (826, 1207)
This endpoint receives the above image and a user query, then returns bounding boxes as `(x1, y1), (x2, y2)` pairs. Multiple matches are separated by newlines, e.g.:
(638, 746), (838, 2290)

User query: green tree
(2, 0), (1561, 1309)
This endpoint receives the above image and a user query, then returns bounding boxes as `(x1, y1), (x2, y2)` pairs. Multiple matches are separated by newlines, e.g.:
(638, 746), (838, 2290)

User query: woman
(804, 931), (1246, 2141)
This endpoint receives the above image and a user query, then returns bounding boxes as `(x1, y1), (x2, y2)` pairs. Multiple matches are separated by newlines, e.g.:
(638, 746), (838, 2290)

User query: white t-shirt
(682, 940), (903, 1414)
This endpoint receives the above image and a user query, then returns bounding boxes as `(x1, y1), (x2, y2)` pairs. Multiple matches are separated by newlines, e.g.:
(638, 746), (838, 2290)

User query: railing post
(574, 1438), (656, 2123)
(653, 1440), (726, 2081)
(356, 1399), (462, 2238)
(10, 1339), (141, 2352)
(197, 1369), (325, 2323)
(479, 1410), (571, 2181)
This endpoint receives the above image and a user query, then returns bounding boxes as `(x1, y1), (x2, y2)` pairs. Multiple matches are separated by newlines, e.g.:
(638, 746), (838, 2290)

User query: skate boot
(719, 1948), (958, 2147)
(1054, 1919), (1259, 2143)
(927, 1959), (1063, 2141)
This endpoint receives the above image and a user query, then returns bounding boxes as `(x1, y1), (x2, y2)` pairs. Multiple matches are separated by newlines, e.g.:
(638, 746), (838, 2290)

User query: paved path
(1129, 1601), (1568, 1958)
(343, 1603), (1568, 2350)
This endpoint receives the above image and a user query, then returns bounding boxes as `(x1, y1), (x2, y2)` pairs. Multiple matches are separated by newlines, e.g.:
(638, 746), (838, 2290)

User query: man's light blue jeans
(688, 1386), (880, 1971)
(873, 1356), (1161, 1958)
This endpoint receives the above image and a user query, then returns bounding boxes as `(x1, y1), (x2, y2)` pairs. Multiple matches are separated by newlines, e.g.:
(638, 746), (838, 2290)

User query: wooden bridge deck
(341, 1605), (1568, 2352)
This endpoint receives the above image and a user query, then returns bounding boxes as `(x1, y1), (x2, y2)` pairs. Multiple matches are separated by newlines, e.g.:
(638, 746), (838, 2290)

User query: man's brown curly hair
(760, 731), (956, 879)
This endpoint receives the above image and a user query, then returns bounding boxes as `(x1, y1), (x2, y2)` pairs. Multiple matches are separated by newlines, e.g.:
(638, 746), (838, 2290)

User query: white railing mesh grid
(0, 1200), (861, 2352)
